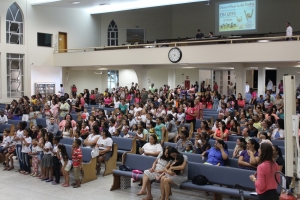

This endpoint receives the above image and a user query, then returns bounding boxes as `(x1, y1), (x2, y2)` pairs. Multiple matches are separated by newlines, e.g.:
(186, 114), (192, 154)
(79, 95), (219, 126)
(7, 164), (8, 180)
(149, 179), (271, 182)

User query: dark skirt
(258, 189), (278, 200)
(99, 151), (112, 161)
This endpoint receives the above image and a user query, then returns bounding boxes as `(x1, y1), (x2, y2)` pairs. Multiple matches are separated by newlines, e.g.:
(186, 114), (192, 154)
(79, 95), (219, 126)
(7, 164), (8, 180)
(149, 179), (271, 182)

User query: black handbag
(119, 165), (133, 171)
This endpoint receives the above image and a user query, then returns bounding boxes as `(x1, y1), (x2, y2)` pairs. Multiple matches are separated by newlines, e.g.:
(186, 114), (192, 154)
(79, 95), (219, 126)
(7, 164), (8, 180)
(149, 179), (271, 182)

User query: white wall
(147, 69), (168, 88)
(175, 68), (199, 87)
(0, 0), (100, 102)
(31, 66), (62, 95)
(98, 6), (173, 46)
(119, 69), (138, 88)
(62, 69), (108, 94)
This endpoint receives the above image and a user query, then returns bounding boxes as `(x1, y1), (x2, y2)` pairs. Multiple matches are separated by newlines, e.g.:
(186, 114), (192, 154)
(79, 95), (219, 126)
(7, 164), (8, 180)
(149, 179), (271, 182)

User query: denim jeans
(16, 144), (23, 170)
(22, 152), (30, 173)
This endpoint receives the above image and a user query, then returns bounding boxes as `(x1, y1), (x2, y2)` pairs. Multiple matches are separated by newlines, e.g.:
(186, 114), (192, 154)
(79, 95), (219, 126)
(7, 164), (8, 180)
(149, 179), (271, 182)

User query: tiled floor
(0, 159), (241, 200)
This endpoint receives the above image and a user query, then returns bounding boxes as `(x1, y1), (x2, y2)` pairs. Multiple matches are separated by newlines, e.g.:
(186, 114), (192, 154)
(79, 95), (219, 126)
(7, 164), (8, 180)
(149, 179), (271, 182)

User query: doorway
(184, 80), (190, 89)
(58, 32), (67, 53)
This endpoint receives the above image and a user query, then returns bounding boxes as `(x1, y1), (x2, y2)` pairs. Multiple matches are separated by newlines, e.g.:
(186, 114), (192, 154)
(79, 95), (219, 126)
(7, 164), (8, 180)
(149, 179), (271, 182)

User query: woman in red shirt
(249, 143), (279, 200)
(185, 100), (198, 132)
(104, 93), (113, 108)
(213, 121), (229, 141)
(237, 93), (245, 109)
(90, 90), (96, 105)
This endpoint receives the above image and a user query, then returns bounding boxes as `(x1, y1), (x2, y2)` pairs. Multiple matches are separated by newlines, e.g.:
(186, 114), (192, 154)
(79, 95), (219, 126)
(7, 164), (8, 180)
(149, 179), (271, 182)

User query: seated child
(184, 144), (194, 153)
(0, 129), (11, 154)
(4, 130), (16, 171)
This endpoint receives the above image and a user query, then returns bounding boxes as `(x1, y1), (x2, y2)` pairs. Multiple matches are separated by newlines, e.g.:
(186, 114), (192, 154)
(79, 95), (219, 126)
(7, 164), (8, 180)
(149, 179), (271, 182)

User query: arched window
(108, 20), (118, 46)
(6, 2), (23, 44)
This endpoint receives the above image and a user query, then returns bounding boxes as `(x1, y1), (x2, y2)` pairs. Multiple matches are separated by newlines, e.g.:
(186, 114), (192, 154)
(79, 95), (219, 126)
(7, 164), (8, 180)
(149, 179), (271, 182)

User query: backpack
(192, 175), (208, 185)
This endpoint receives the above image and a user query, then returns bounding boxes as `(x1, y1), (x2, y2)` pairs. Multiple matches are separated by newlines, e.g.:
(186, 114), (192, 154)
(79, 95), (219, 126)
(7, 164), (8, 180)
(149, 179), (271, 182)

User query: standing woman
(84, 89), (90, 104)
(154, 117), (166, 144)
(212, 91), (220, 110)
(165, 114), (178, 142)
(51, 99), (60, 124)
(104, 93), (114, 108)
(90, 90), (96, 105)
(160, 147), (188, 200)
(185, 100), (198, 131)
(249, 143), (279, 200)
(59, 98), (70, 118)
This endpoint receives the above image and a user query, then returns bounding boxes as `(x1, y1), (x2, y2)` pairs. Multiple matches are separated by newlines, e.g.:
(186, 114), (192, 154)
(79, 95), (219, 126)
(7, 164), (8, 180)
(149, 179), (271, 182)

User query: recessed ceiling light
(70, 1), (81, 4)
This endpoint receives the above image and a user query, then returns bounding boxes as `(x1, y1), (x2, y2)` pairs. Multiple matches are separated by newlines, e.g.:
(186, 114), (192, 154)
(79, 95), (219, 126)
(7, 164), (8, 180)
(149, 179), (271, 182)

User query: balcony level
(53, 36), (300, 67)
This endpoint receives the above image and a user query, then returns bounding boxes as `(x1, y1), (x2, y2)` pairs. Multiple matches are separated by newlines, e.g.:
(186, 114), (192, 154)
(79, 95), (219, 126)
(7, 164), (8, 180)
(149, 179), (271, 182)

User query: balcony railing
(54, 35), (300, 53)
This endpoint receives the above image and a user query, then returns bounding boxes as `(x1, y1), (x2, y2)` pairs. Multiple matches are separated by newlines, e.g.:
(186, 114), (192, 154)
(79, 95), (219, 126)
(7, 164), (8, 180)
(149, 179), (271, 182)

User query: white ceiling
(32, 0), (207, 14)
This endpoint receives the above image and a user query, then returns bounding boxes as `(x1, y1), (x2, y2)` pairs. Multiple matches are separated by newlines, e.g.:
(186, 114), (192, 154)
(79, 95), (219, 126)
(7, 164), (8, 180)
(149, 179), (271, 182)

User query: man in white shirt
(286, 22), (293, 40)
(266, 79), (273, 91)
(59, 84), (64, 96)
(245, 82), (250, 93)
(0, 111), (8, 124)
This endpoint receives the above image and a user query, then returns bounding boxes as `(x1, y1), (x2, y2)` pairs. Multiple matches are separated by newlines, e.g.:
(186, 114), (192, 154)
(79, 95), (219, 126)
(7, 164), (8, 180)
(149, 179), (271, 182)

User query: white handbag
(91, 147), (99, 158)
(22, 114), (29, 121)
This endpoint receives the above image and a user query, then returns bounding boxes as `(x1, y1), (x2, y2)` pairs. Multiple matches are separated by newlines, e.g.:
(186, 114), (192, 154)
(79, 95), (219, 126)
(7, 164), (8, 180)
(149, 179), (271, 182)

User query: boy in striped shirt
(72, 139), (82, 188)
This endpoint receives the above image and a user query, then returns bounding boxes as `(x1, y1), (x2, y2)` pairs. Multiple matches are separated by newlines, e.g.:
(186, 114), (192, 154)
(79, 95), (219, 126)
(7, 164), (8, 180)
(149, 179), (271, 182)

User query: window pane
(111, 32), (115, 38)
(111, 40), (115, 46)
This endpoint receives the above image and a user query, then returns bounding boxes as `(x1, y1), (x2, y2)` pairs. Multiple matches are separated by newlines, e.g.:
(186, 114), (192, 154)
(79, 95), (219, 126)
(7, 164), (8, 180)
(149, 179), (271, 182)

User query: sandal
(71, 183), (76, 186)
(3, 167), (8, 171)
(73, 185), (81, 188)
(137, 191), (147, 196)
(24, 172), (30, 175)
(62, 183), (70, 187)
(142, 197), (153, 200)
(7, 167), (14, 171)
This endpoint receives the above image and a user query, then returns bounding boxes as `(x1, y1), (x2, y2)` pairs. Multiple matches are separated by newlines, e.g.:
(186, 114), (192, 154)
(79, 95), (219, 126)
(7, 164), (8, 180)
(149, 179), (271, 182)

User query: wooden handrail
(54, 35), (300, 53)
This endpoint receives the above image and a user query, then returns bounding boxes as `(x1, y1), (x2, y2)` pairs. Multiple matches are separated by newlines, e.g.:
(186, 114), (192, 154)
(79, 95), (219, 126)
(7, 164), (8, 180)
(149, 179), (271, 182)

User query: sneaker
(46, 179), (53, 183)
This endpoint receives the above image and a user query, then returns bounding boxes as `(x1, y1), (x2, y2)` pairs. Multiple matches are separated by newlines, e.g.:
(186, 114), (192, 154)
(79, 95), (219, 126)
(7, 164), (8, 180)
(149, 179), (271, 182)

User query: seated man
(46, 117), (59, 136)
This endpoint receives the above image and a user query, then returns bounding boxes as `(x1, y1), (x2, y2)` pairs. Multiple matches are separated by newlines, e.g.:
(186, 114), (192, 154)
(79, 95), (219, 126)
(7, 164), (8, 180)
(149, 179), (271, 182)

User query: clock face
(168, 47), (182, 63)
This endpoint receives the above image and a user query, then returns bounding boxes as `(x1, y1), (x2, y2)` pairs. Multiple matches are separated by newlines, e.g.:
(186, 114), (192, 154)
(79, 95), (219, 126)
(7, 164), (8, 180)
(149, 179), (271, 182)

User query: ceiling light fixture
(32, 0), (61, 5)
(205, 1), (211, 5)
(70, 1), (81, 4)
(88, 0), (207, 14)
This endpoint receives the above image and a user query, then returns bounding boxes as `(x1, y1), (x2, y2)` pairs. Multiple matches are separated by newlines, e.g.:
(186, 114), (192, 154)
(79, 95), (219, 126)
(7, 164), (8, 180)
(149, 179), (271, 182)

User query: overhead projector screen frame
(215, 0), (257, 35)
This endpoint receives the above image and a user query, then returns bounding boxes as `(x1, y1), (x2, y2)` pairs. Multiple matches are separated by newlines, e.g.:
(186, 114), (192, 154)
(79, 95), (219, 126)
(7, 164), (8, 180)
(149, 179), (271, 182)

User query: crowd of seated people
(0, 80), (296, 197)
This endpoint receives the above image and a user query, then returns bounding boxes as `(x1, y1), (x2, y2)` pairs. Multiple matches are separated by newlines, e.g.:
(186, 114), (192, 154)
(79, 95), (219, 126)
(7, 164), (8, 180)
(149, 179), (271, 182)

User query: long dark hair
(217, 139), (228, 150)
(277, 119), (284, 130)
(173, 154), (184, 175)
(259, 143), (274, 164)
(168, 147), (179, 158)
(273, 145), (283, 158)
(161, 146), (171, 161)
(46, 132), (54, 145)
(249, 139), (259, 151)
(58, 144), (69, 161)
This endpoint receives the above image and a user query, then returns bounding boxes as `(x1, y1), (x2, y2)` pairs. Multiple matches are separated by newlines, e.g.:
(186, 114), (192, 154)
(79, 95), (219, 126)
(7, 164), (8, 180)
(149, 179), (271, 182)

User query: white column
(232, 63), (246, 96)
(168, 69), (176, 89)
(134, 67), (148, 89)
(257, 67), (266, 96)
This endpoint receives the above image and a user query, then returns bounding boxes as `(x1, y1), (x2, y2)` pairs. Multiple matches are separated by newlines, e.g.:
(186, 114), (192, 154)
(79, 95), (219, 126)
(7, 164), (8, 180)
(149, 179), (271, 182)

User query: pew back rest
(112, 137), (134, 151)
(36, 118), (47, 128)
(187, 162), (255, 190)
(124, 154), (156, 171)
(60, 137), (74, 145)
(182, 152), (206, 163)
(64, 144), (93, 163)
(0, 124), (13, 133)
(8, 120), (30, 129)
(163, 142), (176, 149)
